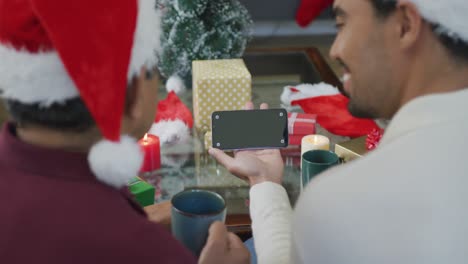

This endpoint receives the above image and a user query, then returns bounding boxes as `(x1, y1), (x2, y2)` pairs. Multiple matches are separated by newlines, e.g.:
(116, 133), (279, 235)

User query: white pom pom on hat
(89, 136), (143, 189)
(166, 75), (187, 95)
(0, 0), (162, 188)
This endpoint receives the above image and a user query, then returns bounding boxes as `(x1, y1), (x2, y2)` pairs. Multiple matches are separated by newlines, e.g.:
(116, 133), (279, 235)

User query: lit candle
(301, 134), (330, 157)
(138, 133), (161, 173)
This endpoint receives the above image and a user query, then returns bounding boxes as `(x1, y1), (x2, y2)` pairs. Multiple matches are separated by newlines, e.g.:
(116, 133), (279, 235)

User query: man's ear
(125, 66), (147, 120)
(397, 1), (424, 50)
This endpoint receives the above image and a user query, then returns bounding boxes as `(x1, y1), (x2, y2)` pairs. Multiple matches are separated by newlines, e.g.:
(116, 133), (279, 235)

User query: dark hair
(369, 0), (468, 63)
(4, 98), (95, 132)
(369, 0), (398, 19)
(2, 67), (159, 132)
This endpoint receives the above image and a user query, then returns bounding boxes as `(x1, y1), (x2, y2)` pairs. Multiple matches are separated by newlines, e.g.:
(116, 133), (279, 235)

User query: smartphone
(211, 108), (288, 150)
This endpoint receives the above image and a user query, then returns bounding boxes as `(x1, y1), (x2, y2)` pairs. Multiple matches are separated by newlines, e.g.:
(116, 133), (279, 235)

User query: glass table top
(141, 49), (347, 216)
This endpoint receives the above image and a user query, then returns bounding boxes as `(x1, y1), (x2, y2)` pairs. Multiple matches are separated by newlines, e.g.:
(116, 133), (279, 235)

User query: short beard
(347, 100), (379, 119)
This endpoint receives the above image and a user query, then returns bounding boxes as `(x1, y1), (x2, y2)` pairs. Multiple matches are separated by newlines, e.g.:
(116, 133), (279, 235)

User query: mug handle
(338, 156), (346, 164)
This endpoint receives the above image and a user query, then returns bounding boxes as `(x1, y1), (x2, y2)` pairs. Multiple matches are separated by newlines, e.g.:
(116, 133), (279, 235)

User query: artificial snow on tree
(156, 0), (253, 93)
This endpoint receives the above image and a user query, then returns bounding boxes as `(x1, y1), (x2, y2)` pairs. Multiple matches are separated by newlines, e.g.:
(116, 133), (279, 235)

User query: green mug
(301, 149), (340, 188)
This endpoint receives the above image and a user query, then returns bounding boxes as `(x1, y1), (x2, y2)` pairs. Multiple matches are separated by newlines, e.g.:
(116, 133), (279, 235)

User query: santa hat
(281, 83), (380, 138)
(296, 0), (333, 27)
(149, 91), (193, 146)
(410, 0), (468, 43)
(0, 0), (162, 188)
(297, 0), (468, 43)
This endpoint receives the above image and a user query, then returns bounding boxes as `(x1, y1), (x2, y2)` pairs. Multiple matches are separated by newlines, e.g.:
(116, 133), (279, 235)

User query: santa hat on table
(0, 0), (162, 188)
(149, 91), (193, 146)
(281, 83), (380, 138)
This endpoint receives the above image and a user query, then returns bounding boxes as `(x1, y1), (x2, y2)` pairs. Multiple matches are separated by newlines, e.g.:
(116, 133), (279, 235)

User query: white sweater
(250, 89), (468, 263)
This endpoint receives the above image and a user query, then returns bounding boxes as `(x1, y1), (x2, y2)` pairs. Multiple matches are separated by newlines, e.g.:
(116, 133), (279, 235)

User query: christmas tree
(157, 0), (253, 92)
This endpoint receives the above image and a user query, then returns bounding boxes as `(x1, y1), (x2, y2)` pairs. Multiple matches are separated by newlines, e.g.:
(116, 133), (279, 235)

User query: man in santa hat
(0, 0), (248, 263)
(210, 0), (468, 263)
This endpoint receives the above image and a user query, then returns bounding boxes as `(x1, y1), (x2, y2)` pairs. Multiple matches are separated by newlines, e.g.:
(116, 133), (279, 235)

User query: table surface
(141, 47), (347, 235)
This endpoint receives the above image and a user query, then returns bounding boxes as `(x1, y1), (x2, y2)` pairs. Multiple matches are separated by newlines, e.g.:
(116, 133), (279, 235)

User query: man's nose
(329, 38), (340, 61)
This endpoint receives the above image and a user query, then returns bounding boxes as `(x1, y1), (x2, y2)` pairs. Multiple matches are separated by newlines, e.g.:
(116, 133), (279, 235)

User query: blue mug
(171, 189), (226, 256)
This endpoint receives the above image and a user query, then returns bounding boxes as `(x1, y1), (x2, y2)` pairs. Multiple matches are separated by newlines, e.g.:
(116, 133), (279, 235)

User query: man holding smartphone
(210, 0), (468, 263)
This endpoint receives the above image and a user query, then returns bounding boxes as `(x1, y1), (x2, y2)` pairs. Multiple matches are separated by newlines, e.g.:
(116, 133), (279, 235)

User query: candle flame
(313, 135), (319, 144)
(144, 133), (148, 141)
(304, 135), (328, 145)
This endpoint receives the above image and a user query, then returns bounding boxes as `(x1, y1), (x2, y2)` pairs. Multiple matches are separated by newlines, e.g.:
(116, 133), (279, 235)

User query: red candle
(138, 133), (161, 173)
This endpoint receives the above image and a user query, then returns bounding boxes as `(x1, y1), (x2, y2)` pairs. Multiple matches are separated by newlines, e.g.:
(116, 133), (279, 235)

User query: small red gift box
(287, 112), (317, 135)
(287, 112), (317, 145)
(289, 134), (307, 145)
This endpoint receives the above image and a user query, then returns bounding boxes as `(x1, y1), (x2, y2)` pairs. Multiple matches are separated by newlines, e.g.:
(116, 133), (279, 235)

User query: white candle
(301, 134), (330, 157)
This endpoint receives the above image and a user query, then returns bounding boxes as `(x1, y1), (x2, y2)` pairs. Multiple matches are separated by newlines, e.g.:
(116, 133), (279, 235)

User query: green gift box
(128, 177), (155, 207)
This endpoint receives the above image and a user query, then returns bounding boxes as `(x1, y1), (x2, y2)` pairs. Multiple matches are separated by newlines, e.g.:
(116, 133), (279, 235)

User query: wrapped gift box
(287, 112), (317, 145)
(128, 177), (155, 207)
(192, 59), (252, 133)
(289, 135), (306, 146)
(334, 136), (368, 163)
(204, 131), (212, 150)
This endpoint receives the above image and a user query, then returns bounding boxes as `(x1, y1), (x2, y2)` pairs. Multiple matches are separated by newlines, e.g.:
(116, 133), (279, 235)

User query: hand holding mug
(198, 222), (250, 264)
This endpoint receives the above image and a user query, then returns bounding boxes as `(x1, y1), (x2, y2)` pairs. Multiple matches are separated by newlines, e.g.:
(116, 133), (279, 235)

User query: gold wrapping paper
(192, 59), (252, 133)
(334, 136), (368, 163)
(204, 131), (212, 150)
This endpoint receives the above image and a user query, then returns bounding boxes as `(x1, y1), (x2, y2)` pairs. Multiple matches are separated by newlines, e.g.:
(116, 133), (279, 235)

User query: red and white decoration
(281, 82), (380, 138)
(149, 91), (193, 147)
(0, 0), (162, 188)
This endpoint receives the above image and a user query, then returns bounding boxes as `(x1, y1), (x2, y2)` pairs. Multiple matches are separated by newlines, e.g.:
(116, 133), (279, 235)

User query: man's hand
(198, 222), (250, 264)
(208, 102), (285, 186)
(209, 148), (284, 186)
(144, 201), (171, 230)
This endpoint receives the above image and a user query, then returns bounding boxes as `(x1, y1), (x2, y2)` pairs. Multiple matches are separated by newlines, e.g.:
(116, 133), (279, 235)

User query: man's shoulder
(0, 172), (196, 262)
(73, 217), (196, 263)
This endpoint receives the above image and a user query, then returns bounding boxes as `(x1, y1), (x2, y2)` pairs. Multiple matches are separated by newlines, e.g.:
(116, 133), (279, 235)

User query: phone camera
(279, 112), (284, 117)
(215, 115), (220, 120)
